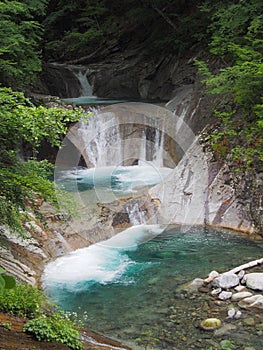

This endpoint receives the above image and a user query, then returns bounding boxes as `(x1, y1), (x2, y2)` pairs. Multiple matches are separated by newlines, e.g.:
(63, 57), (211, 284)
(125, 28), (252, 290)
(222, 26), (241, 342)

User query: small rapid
(43, 224), (164, 292)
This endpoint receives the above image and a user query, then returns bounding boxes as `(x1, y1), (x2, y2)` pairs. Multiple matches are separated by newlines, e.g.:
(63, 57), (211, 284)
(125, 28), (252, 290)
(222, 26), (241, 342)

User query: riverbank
(0, 312), (131, 350)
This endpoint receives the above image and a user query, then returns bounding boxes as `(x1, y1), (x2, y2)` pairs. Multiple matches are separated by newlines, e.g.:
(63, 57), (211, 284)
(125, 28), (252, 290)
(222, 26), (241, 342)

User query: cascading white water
(75, 68), (93, 97)
(54, 230), (72, 252)
(153, 123), (165, 167)
(78, 111), (123, 167)
(139, 129), (147, 165)
(127, 202), (146, 225)
(76, 112), (167, 169)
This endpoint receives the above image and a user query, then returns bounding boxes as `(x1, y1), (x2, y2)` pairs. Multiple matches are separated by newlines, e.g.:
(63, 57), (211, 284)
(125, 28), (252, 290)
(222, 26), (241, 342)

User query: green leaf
(0, 275), (6, 289)
(0, 268), (6, 275)
(2, 275), (16, 289)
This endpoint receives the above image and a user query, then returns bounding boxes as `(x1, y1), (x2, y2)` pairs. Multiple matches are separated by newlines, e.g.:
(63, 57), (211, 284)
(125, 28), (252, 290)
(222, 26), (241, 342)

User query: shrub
(0, 283), (44, 317)
(24, 311), (83, 350)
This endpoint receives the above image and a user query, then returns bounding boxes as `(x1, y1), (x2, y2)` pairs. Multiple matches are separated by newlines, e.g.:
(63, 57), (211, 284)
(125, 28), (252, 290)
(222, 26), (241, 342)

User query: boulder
(213, 272), (240, 289)
(177, 278), (204, 293)
(244, 273), (263, 291)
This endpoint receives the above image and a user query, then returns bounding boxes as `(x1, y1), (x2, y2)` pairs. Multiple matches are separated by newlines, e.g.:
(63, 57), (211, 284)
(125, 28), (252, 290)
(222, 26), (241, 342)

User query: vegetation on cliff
(194, 0), (262, 232)
(0, 87), (86, 234)
(197, 0), (263, 171)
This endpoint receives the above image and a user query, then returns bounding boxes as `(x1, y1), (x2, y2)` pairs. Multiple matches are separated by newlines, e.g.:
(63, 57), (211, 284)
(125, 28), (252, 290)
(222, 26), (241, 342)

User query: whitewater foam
(42, 224), (164, 291)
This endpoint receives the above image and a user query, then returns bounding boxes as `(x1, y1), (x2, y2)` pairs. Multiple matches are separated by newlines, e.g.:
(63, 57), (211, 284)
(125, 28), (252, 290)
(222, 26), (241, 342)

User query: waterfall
(127, 202), (146, 225)
(54, 230), (72, 252)
(138, 122), (165, 167)
(139, 129), (147, 165)
(75, 69), (93, 97)
(78, 111), (122, 168)
(153, 124), (164, 167)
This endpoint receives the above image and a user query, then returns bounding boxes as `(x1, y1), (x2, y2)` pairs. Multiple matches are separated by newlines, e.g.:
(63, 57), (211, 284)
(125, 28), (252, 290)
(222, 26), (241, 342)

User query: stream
(43, 165), (263, 350)
(43, 103), (263, 349)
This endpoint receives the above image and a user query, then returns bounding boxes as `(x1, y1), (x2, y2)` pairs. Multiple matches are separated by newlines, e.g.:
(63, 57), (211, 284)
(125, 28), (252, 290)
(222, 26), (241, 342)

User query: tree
(0, 0), (48, 88)
(0, 87), (87, 233)
(196, 0), (263, 169)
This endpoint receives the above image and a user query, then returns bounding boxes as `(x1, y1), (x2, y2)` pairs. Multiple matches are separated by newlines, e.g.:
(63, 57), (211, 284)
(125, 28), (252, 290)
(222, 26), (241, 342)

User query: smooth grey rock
(231, 291), (253, 301)
(234, 310), (242, 319)
(209, 270), (220, 279)
(244, 273), (263, 291)
(218, 291), (232, 300)
(213, 272), (239, 289)
(238, 270), (245, 280)
(234, 285), (246, 292)
(239, 295), (263, 309)
(177, 278), (204, 293)
(149, 138), (255, 233)
(227, 308), (236, 319)
(211, 288), (222, 296)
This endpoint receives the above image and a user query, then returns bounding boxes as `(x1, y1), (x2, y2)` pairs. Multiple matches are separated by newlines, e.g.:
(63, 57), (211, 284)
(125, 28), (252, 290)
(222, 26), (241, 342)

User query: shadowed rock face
(35, 63), (83, 98)
(34, 52), (197, 101)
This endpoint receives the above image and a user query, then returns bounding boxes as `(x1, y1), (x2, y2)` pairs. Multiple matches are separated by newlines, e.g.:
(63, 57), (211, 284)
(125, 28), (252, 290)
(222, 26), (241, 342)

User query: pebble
(200, 318), (222, 330)
(209, 270), (220, 279)
(234, 285), (247, 292)
(231, 291), (253, 301)
(211, 288), (222, 296)
(234, 310), (242, 319)
(218, 291), (232, 300)
(227, 308), (236, 319)
(238, 270), (245, 279)
(239, 295), (263, 309)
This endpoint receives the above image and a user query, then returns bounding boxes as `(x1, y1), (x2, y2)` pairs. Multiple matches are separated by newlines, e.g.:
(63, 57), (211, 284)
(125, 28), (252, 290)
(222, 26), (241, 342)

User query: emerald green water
(43, 226), (263, 349)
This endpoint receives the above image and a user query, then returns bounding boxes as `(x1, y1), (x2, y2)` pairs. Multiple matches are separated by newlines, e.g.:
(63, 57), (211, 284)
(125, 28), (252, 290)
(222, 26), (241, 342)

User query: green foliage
(43, 0), (207, 60)
(220, 340), (236, 350)
(24, 311), (83, 350)
(0, 280), (83, 349)
(208, 339), (236, 350)
(0, 267), (16, 290)
(43, 0), (107, 59)
(0, 283), (44, 317)
(1, 321), (12, 330)
(196, 0), (263, 170)
(0, 87), (88, 233)
(0, 0), (48, 88)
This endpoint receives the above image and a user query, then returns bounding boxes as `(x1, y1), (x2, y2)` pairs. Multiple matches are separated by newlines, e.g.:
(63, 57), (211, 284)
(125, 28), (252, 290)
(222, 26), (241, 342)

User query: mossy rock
(200, 318), (222, 331)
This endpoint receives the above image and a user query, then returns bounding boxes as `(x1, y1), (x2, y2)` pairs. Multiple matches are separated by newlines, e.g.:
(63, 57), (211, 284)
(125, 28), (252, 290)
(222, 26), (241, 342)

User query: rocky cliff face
(34, 51), (197, 101)
(149, 138), (259, 235)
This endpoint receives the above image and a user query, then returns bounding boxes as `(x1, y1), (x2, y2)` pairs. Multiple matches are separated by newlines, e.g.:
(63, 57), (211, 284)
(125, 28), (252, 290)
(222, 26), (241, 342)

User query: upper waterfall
(73, 68), (93, 97)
